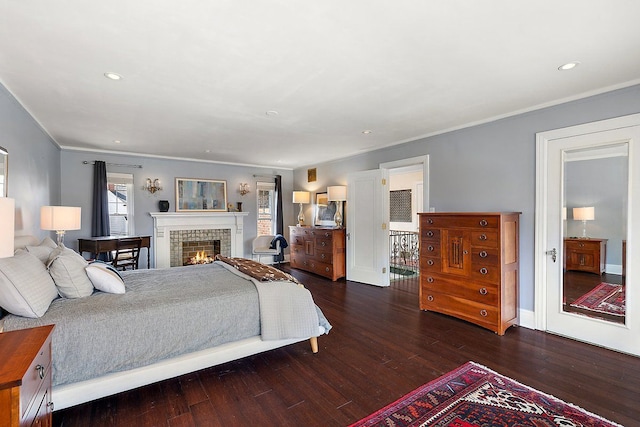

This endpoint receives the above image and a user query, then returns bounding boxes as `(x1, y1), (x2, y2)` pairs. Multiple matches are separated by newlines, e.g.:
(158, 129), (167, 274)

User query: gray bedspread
(3, 263), (329, 387)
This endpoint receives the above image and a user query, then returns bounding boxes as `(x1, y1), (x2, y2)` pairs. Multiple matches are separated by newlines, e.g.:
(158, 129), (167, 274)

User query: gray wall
(0, 84), (60, 239)
(60, 150), (294, 266)
(293, 84), (640, 312)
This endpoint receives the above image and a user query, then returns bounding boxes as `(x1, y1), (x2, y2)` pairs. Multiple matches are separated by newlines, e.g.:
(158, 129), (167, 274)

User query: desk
(78, 236), (151, 268)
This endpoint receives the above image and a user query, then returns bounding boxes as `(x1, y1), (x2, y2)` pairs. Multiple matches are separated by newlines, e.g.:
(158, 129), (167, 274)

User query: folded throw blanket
(215, 255), (299, 284)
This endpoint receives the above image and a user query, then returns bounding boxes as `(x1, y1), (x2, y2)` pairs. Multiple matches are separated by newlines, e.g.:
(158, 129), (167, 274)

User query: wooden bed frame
(10, 235), (322, 411)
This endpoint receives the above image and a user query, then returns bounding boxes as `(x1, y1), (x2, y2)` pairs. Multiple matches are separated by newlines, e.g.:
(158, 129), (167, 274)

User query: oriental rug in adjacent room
(570, 282), (625, 317)
(349, 361), (621, 427)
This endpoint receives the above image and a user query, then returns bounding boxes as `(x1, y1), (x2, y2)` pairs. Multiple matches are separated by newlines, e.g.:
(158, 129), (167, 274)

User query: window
(107, 172), (134, 236)
(257, 181), (276, 235)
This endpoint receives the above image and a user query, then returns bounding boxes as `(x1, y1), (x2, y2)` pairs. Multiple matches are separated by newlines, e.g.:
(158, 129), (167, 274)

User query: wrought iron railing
(389, 230), (419, 282)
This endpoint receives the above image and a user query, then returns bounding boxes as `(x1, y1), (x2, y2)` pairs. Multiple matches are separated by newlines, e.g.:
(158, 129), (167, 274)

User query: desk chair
(112, 237), (142, 271)
(252, 235), (280, 264)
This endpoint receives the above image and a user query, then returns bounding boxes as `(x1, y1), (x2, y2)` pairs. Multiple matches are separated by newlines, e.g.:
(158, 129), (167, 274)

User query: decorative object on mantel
(143, 178), (162, 194)
(349, 361), (621, 427)
(158, 200), (170, 212)
(292, 191), (310, 226)
(573, 206), (595, 238)
(237, 202), (243, 212)
(40, 206), (82, 245)
(176, 178), (227, 212)
(327, 185), (347, 228)
(0, 197), (15, 257)
(239, 183), (250, 196)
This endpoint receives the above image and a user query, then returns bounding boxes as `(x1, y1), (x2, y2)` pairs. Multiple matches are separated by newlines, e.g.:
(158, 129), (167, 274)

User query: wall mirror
(562, 142), (628, 325)
(0, 146), (7, 197)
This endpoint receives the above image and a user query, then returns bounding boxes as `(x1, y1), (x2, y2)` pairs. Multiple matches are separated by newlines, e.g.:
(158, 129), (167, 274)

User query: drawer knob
(478, 234), (487, 241)
(321, 241), (327, 247)
(325, 232), (330, 237)
(321, 253), (326, 259)
(427, 277), (434, 283)
(427, 295), (434, 302)
(479, 219), (488, 227)
(426, 231), (434, 237)
(427, 245), (434, 251)
(479, 250), (488, 258)
(479, 287), (488, 295)
(36, 364), (45, 379)
(479, 267), (488, 275)
(480, 309), (488, 317)
(427, 259), (434, 266)
(325, 267), (330, 272)
(428, 218), (433, 224)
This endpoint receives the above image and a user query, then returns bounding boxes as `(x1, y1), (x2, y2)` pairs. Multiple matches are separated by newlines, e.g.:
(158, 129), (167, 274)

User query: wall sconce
(143, 178), (162, 194)
(573, 206), (594, 238)
(239, 183), (250, 196)
(292, 191), (310, 226)
(327, 185), (347, 228)
(40, 206), (82, 245)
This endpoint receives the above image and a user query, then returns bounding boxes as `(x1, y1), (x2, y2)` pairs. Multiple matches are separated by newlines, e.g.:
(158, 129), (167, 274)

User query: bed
(0, 236), (330, 410)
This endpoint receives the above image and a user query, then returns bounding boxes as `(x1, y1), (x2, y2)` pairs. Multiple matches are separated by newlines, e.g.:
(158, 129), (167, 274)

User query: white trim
(380, 155), (430, 212)
(518, 308), (536, 330)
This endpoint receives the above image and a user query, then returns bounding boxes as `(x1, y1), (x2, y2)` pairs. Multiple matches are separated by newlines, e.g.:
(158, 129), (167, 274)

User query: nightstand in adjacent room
(564, 238), (607, 275)
(0, 325), (54, 427)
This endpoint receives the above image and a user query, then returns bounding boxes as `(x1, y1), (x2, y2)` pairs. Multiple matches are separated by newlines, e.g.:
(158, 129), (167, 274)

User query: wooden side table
(564, 238), (607, 274)
(0, 325), (54, 427)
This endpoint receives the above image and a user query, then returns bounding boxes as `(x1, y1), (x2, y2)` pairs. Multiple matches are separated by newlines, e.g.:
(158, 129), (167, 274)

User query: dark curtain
(92, 161), (111, 260)
(274, 174), (285, 263)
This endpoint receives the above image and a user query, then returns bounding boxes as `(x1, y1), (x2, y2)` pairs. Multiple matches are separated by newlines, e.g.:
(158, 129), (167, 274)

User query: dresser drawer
(565, 240), (598, 250)
(471, 247), (499, 265)
(420, 256), (442, 272)
(470, 263), (500, 283)
(314, 251), (333, 263)
(420, 291), (499, 326)
(421, 215), (499, 229)
(420, 228), (440, 241)
(315, 237), (334, 253)
(421, 241), (441, 257)
(470, 231), (498, 248)
(20, 337), (51, 419)
(421, 274), (498, 305)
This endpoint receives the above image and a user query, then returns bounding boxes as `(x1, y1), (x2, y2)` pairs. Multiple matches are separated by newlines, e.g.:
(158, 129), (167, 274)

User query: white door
(346, 169), (390, 286)
(535, 114), (640, 356)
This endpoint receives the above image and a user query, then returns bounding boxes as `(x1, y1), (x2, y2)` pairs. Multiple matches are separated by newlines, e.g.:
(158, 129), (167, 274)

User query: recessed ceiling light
(205, 149), (211, 153)
(362, 130), (373, 134)
(104, 72), (123, 80)
(558, 62), (580, 71)
(265, 110), (279, 117)
(113, 140), (121, 144)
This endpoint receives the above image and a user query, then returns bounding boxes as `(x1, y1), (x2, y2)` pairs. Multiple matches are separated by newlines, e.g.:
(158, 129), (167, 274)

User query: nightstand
(0, 325), (54, 427)
(564, 238), (607, 275)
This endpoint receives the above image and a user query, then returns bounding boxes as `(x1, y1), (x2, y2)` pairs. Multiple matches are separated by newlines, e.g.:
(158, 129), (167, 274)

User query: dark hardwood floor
(564, 270), (625, 323)
(54, 266), (640, 426)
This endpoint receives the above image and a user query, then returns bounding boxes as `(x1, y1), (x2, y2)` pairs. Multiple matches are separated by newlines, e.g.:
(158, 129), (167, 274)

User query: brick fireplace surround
(150, 212), (248, 268)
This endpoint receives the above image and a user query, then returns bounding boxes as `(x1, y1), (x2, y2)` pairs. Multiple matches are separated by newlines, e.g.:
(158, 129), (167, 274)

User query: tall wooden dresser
(289, 226), (346, 281)
(0, 325), (54, 427)
(418, 212), (520, 335)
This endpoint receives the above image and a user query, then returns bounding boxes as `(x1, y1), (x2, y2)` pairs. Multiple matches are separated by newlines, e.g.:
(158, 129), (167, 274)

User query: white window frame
(107, 172), (135, 236)
(256, 181), (276, 236)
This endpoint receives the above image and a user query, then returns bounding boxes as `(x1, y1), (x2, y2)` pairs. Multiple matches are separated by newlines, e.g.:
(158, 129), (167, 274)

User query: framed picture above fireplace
(176, 178), (227, 212)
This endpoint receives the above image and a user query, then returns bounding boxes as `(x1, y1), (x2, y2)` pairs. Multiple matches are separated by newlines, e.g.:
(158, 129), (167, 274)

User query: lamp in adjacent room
(292, 191), (310, 226)
(41, 206), (82, 245)
(573, 206), (594, 239)
(0, 197), (15, 258)
(327, 185), (347, 228)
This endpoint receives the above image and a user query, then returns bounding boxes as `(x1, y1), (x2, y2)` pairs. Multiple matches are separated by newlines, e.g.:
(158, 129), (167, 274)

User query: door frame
(534, 113), (640, 332)
(380, 155), (430, 213)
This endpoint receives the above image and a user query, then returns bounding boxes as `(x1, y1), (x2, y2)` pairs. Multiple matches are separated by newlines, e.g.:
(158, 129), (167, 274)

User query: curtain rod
(83, 161), (143, 168)
(253, 174), (278, 179)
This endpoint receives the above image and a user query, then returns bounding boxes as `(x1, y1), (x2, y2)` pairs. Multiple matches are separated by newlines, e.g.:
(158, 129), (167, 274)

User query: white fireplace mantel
(150, 212), (248, 268)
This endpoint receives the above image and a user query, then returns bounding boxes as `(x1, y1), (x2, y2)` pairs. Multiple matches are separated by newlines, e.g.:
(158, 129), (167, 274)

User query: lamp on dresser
(293, 191), (310, 226)
(327, 185), (347, 228)
(41, 206), (82, 245)
(0, 197), (15, 258)
(573, 206), (594, 238)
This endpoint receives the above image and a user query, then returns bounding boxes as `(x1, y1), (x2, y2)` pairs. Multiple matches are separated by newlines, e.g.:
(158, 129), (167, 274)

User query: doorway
(535, 114), (640, 356)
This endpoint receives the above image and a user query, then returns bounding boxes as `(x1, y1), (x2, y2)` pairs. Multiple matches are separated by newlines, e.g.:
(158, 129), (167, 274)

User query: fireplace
(150, 212), (248, 268)
(182, 239), (220, 265)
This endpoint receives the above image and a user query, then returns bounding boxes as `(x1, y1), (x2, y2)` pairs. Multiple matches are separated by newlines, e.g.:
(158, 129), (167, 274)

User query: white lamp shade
(573, 206), (595, 221)
(0, 197), (15, 258)
(41, 206), (82, 231)
(292, 191), (310, 204)
(327, 185), (347, 201)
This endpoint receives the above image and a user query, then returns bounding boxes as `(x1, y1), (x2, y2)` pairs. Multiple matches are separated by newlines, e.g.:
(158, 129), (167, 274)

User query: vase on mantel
(158, 200), (170, 212)
(237, 202), (243, 212)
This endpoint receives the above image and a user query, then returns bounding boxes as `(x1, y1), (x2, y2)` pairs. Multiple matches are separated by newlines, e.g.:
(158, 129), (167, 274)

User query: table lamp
(573, 206), (594, 239)
(41, 206), (82, 245)
(327, 185), (347, 228)
(292, 191), (310, 226)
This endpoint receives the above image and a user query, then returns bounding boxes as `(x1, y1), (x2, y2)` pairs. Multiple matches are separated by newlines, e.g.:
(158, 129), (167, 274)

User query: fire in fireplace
(185, 251), (214, 265)
(182, 239), (221, 266)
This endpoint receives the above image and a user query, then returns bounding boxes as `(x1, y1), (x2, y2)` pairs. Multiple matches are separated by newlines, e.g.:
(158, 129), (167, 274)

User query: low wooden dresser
(289, 226), (346, 281)
(564, 238), (607, 275)
(418, 212), (520, 335)
(0, 325), (54, 427)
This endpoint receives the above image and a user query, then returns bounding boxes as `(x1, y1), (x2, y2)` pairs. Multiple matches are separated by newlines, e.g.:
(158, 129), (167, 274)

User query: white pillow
(25, 237), (58, 263)
(0, 251), (59, 318)
(86, 262), (125, 294)
(47, 245), (94, 298)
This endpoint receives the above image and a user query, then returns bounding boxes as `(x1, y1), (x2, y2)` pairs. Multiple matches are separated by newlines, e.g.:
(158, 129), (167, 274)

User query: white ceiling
(1, 1), (640, 169)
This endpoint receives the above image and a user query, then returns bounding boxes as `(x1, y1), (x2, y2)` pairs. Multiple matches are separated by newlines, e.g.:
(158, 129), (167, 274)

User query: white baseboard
(518, 308), (536, 330)
(606, 263), (622, 275)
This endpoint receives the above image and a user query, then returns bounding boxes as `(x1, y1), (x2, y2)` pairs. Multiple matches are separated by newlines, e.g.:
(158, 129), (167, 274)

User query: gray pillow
(0, 251), (59, 318)
(47, 245), (94, 298)
(26, 236), (58, 263)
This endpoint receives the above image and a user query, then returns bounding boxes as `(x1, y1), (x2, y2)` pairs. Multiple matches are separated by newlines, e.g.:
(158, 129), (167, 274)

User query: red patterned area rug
(570, 282), (625, 316)
(349, 361), (622, 427)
